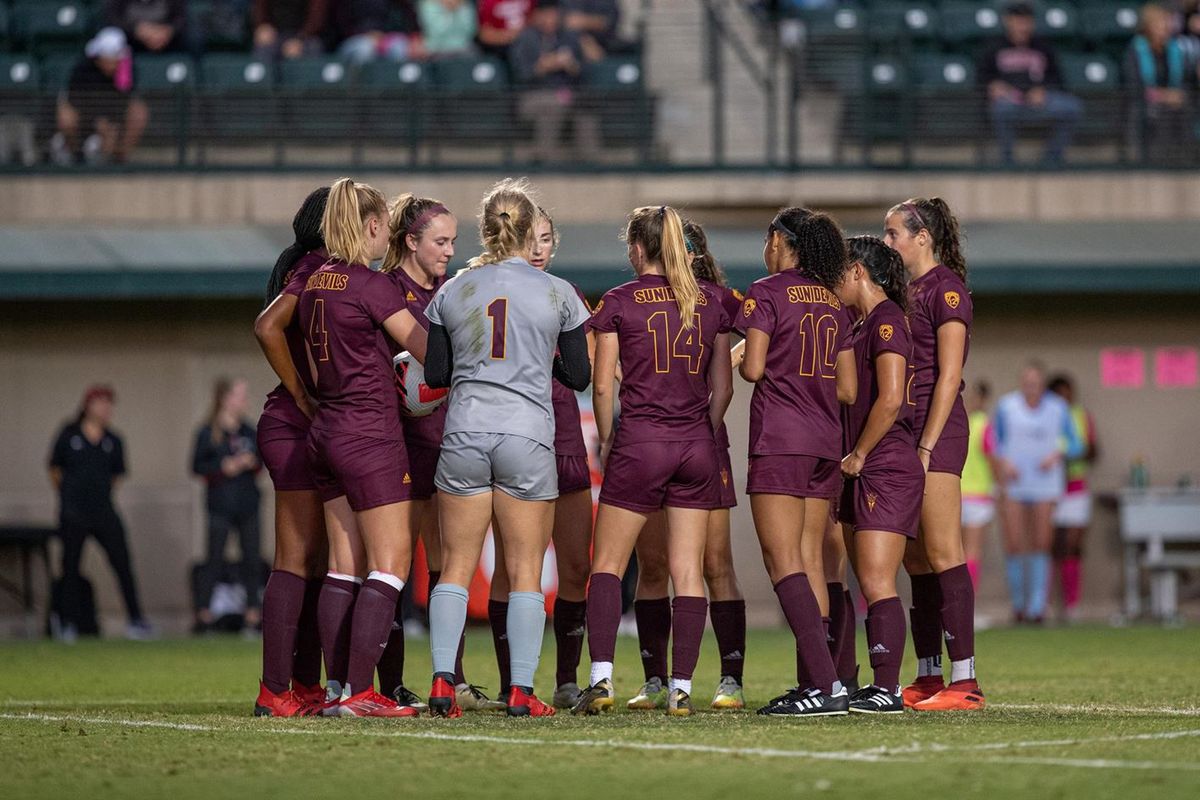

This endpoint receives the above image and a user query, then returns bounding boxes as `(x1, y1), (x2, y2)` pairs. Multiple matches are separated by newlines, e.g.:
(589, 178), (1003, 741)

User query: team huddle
(251, 177), (983, 720)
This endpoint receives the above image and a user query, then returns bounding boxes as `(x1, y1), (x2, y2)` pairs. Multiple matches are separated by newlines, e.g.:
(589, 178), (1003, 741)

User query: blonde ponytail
(322, 177), (387, 267)
(625, 205), (700, 330)
(469, 177), (538, 268)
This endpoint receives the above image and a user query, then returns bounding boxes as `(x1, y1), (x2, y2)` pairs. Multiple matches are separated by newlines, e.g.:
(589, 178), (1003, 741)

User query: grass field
(1, 624), (1198, 799)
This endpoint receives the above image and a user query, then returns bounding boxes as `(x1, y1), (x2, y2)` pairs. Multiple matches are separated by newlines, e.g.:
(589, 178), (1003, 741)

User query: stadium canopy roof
(1, 221), (1198, 299)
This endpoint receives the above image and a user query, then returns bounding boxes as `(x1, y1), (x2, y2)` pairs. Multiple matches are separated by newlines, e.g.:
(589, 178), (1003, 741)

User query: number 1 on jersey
(487, 298), (507, 360)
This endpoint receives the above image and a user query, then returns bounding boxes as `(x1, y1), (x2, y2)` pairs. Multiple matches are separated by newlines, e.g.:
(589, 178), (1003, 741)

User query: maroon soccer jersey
(736, 269), (853, 460)
(552, 282), (591, 457)
(392, 267), (449, 448)
(701, 280), (745, 451)
(842, 299), (916, 458)
(261, 249), (328, 429)
(907, 264), (972, 441)
(299, 259), (408, 441)
(590, 274), (732, 445)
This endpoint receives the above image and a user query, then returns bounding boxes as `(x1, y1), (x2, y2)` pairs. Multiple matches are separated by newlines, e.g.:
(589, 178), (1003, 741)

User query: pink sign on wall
(1154, 347), (1199, 389)
(1100, 348), (1145, 389)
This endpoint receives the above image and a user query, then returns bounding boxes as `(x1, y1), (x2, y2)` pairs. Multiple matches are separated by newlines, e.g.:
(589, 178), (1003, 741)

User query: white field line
(991, 702), (1200, 717)
(4, 712), (1200, 772)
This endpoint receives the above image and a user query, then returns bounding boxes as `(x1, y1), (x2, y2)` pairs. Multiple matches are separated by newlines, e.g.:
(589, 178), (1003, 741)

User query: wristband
(918, 445), (933, 454)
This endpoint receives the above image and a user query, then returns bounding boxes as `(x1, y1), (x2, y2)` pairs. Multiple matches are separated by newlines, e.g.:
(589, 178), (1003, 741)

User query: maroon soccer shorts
(928, 436), (968, 477)
(838, 446), (923, 538)
(599, 439), (721, 513)
(258, 415), (319, 493)
(556, 454), (592, 495)
(406, 442), (440, 501)
(716, 445), (737, 509)
(308, 429), (412, 511)
(746, 454), (841, 499)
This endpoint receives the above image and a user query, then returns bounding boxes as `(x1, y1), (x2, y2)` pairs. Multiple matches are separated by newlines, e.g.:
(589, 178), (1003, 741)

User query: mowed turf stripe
(991, 703), (1200, 716)
(4, 712), (1200, 772)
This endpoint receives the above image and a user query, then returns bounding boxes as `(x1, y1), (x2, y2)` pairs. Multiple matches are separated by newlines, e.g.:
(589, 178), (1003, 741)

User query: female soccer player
(424, 179), (591, 718)
(373, 193), (459, 712)
(298, 178), (429, 717)
(740, 207), (856, 718)
(962, 381), (998, 593)
(1047, 373), (1097, 623)
(993, 362), (1082, 625)
(488, 206), (596, 710)
(833, 236), (924, 714)
(883, 197), (982, 711)
(626, 219), (747, 712)
(252, 186), (331, 717)
(574, 205), (734, 718)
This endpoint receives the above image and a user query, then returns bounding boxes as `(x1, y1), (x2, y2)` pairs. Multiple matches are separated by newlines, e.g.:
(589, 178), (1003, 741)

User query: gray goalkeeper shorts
(435, 432), (558, 501)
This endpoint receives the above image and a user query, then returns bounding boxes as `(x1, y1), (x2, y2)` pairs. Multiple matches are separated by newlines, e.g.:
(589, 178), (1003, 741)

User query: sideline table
(1118, 489), (1200, 620)
(0, 524), (54, 637)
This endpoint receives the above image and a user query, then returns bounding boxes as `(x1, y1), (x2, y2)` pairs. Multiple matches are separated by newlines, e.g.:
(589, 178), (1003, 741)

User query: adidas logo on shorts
(403, 473), (412, 484)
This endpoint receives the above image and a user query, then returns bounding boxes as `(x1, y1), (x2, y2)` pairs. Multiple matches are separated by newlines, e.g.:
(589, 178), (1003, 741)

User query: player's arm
(553, 325), (592, 391)
(739, 328), (769, 383)
(917, 320), (967, 456)
(592, 331), (619, 458)
(843, 352), (904, 477)
(836, 348), (857, 405)
(708, 332), (734, 432)
(383, 309), (428, 365)
(424, 323), (453, 389)
(253, 293), (313, 417)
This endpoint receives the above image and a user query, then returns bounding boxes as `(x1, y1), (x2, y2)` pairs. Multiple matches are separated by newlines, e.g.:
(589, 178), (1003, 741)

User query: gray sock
(507, 591), (546, 690)
(429, 583), (470, 676)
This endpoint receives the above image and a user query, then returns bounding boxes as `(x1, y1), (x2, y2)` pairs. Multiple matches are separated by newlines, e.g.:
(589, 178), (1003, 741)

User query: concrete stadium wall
(1, 297), (1196, 634)
(6, 171), (1200, 227)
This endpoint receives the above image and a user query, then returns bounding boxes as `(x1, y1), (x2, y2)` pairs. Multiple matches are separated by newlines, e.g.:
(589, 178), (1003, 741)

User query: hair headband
(901, 202), (928, 230)
(407, 204), (449, 237)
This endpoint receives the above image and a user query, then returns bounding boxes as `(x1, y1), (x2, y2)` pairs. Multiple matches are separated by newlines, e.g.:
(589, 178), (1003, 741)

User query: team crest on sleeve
(742, 298), (757, 317)
(944, 291), (961, 309)
(732, 289), (745, 302)
(878, 324), (894, 342)
(592, 299), (604, 315)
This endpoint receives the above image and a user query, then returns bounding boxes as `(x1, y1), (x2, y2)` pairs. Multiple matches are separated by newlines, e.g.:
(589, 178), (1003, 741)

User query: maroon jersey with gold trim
(261, 250), (328, 428)
(393, 267), (448, 448)
(842, 299), (916, 458)
(907, 264), (972, 441)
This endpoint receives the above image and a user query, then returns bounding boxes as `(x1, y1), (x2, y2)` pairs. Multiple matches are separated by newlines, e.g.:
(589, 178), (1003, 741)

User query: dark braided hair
(888, 196), (967, 282)
(682, 219), (726, 287)
(846, 235), (908, 311)
(265, 186), (329, 305)
(770, 207), (847, 290)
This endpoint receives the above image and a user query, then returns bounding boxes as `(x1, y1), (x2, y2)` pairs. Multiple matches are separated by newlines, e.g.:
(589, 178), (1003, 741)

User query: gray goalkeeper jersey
(425, 257), (590, 448)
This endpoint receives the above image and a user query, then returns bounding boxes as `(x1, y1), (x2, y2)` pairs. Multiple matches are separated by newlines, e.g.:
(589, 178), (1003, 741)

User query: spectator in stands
(105, 0), (186, 53)
(476, 0), (532, 59)
(51, 28), (148, 166)
(334, 0), (423, 64)
(253, 0), (328, 61)
(191, 378), (263, 635)
(978, 2), (1083, 166)
(563, 0), (619, 53)
(49, 385), (154, 642)
(419, 0), (479, 57)
(511, 0), (601, 161)
(1125, 3), (1197, 165)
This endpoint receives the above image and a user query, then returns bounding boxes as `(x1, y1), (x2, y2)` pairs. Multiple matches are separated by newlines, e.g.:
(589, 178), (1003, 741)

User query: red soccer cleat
(914, 680), (986, 712)
(429, 676), (463, 718)
(338, 688), (420, 718)
(292, 682), (325, 708)
(254, 683), (319, 717)
(507, 685), (556, 717)
(901, 675), (945, 709)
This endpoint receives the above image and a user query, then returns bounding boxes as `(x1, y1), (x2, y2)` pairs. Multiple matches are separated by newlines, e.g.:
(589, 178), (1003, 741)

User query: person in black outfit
(105, 0), (186, 53)
(49, 385), (153, 641)
(192, 377), (264, 633)
(977, 2), (1083, 165)
(52, 27), (148, 165)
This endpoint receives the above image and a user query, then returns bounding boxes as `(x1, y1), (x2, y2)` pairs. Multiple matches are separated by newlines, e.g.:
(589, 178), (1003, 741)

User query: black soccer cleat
(761, 687), (849, 717)
(849, 685), (905, 715)
(757, 685), (806, 715)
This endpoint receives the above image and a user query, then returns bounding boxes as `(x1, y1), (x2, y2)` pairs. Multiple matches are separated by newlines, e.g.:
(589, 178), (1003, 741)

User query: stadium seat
(912, 53), (985, 149)
(583, 56), (644, 89)
(580, 56), (654, 154)
(38, 51), (79, 92)
(11, 1), (90, 54)
(188, 0), (250, 52)
(793, 4), (866, 89)
(430, 56), (512, 144)
(0, 54), (40, 92)
(278, 57), (359, 139)
(134, 54), (196, 91)
(133, 55), (195, 149)
(198, 54), (278, 141)
(838, 56), (913, 164)
(866, 3), (939, 44)
(359, 61), (430, 151)
(1037, 2), (1079, 41)
(938, 1), (1003, 45)
(1080, 3), (1139, 46)
(1059, 52), (1124, 147)
(0, 3), (10, 50)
